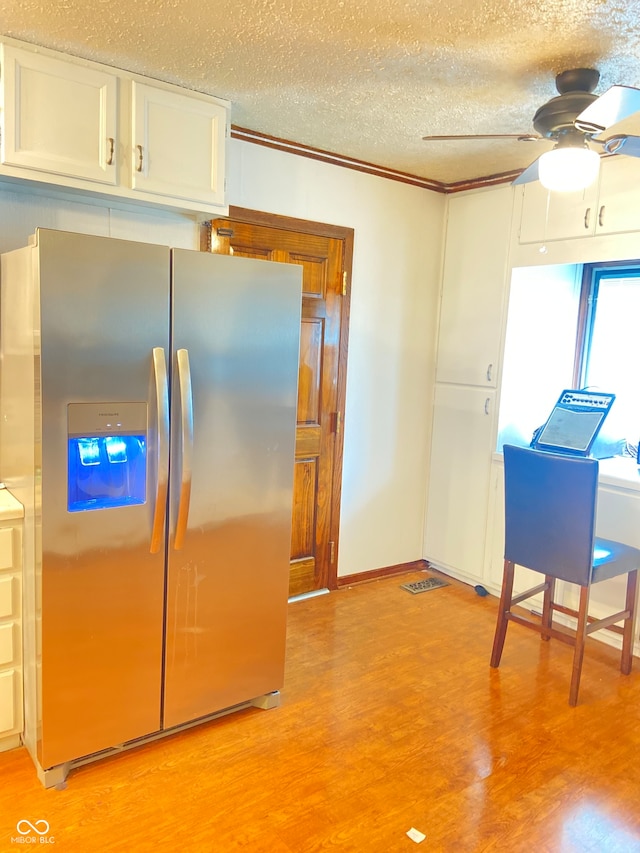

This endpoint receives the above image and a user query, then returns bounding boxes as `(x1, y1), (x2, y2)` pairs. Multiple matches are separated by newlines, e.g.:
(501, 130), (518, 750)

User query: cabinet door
(131, 82), (226, 206)
(518, 181), (598, 243)
(595, 155), (640, 236)
(424, 384), (495, 582)
(1, 45), (118, 185)
(436, 187), (512, 387)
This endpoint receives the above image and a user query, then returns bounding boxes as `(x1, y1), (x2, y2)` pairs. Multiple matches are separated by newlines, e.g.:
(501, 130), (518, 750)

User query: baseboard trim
(337, 559), (429, 588)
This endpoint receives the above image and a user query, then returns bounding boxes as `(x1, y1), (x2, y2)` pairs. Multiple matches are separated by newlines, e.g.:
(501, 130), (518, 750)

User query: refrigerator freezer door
(163, 250), (302, 728)
(36, 230), (171, 768)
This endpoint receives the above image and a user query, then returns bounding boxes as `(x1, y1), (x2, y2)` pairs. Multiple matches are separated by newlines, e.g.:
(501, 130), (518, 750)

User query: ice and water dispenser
(67, 402), (148, 512)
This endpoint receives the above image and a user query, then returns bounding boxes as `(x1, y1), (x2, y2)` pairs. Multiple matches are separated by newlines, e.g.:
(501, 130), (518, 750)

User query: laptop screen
(533, 390), (615, 455)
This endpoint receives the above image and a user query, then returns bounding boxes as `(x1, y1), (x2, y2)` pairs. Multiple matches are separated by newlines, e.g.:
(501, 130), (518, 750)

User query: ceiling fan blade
(574, 85), (640, 133)
(422, 133), (540, 141)
(512, 157), (541, 186)
(604, 135), (640, 158)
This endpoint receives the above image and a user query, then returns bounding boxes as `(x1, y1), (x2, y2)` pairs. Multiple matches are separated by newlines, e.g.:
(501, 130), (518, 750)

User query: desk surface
(493, 452), (640, 494)
(598, 456), (640, 492)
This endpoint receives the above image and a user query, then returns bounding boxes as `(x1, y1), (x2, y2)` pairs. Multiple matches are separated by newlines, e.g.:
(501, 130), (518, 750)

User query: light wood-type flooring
(2, 570), (640, 852)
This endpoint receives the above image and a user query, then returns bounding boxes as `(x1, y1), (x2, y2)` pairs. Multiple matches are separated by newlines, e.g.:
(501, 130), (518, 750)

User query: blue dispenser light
(67, 402), (148, 513)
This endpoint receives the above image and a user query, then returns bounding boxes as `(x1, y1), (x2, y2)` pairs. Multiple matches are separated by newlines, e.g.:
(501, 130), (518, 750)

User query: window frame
(575, 259), (640, 386)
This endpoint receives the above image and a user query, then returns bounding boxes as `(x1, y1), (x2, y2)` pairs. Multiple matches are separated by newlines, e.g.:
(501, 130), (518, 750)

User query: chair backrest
(503, 444), (598, 586)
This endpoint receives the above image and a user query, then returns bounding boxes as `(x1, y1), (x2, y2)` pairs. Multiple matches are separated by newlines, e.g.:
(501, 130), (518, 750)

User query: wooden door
(205, 211), (352, 596)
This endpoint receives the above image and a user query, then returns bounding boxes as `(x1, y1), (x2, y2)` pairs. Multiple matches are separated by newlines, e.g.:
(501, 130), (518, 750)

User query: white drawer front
(0, 528), (13, 570)
(0, 623), (15, 666)
(0, 669), (16, 733)
(0, 576), (13, 618)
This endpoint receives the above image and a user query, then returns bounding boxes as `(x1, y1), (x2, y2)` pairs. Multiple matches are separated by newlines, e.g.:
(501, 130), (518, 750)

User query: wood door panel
(288, 254), (327, 297)
(207, 215), (352, 595)
(291, 459), (318, 560)
(229, 247), (272, 261)
(298, 319), (323, 424)
(295, 425), (321, 457)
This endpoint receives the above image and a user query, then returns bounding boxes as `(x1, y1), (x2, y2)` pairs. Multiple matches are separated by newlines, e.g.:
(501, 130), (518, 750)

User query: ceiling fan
(423, 69), (640, 191)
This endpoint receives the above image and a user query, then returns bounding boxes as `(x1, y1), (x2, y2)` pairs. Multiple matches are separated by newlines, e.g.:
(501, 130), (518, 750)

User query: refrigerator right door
(163, 250), (302, 728)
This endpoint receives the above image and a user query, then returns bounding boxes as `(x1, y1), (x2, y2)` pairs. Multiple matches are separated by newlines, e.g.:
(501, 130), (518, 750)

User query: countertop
(0, 487), (24, 520)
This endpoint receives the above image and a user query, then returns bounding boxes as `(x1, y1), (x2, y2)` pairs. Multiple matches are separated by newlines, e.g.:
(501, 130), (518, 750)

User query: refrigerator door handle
(174, 348), (194, 550)
(150, 347), (170, 554)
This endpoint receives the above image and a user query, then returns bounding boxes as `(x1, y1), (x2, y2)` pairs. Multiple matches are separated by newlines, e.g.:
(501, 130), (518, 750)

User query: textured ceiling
(2, 0), (640, 186)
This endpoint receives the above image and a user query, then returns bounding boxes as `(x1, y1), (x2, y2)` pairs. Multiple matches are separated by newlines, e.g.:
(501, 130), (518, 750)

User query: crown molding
(231, 125), (519, 194)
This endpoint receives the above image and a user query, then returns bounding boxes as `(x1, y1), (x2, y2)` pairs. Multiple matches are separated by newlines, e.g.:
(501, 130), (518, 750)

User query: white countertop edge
(492, 452), (640, 494)
(0, 487), (24, 519)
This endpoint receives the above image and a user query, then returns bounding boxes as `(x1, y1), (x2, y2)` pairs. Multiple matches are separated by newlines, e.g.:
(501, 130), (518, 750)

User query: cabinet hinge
(342, 271), (347, 296)
(329, 540), (336, 563)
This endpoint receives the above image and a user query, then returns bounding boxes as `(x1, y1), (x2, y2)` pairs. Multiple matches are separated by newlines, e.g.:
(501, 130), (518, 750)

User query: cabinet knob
(484, 397), (490, 415)
(584, 207), (591, 229)
(598, 205), (606, 227)
(106, 137), (115, 166)
(136, 144), (144, 173)
(486, 363), (493, 382)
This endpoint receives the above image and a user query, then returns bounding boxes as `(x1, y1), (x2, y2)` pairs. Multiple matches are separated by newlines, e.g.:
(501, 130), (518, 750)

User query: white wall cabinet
(435, 186), (513, 387)
(0, 38), (229, 218)
(518, 181), (598, 243)
(0, 498), (24, 750)
(594, 155), (640, 236)
(131, 82), (226, 207)
(424, 384), (496, 583)
(1, 46), (119, 186)
(518, 155), (640, 244)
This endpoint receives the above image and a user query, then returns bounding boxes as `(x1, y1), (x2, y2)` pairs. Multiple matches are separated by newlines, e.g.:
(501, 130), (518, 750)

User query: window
(577, 262), (640, 449)
(497, 260), (640, 458)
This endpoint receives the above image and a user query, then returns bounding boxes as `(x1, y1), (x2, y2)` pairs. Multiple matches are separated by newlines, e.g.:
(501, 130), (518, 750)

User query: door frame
(201, 207), (354, 590)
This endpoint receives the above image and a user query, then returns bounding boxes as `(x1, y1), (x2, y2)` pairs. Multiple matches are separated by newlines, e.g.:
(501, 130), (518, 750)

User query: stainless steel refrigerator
(0, 228), (301, 786)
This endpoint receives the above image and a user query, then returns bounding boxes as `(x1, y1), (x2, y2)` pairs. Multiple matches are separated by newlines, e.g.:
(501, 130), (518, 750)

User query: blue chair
(490, 444), (640, 706)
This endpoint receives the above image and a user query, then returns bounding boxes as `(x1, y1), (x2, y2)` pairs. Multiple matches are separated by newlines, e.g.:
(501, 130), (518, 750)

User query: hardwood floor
(2, 570), (640, 851)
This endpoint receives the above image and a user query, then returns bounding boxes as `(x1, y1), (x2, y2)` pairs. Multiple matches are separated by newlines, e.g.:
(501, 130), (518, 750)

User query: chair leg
(621, 570), (638, 676)
(541, 574), (555, 641)
(491, 559), (515, 668)
(569, 585), (590, 707)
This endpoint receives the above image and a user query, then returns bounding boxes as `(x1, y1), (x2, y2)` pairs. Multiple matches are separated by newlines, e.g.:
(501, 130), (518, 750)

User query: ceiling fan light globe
(538, 147), (600, 192)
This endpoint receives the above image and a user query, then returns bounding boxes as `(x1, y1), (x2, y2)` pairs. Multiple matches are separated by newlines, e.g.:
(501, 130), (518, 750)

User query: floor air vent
(400, 577), (450, 594)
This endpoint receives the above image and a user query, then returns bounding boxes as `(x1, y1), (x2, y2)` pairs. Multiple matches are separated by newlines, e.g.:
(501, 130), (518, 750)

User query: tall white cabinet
(424, 186), (514, 583)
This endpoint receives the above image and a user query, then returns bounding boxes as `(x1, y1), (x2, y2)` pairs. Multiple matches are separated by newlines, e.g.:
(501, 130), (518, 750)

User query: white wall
(227, 140), (446, 577)
(0, 187), (198, 255)
(0, 142), (446, 581)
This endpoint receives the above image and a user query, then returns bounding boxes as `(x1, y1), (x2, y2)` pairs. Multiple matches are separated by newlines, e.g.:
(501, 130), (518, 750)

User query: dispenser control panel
(68, 401), (148, 436)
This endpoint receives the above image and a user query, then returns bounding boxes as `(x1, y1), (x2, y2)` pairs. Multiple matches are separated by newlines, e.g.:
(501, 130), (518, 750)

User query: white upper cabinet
(131, 82), (226, 207)
(0, 38), (229, 216)
(435, 186), (514, 387)
(594, 155), (640, 236)
(518, 155), (640, 244)
(1, 46), (118, 185)
(518, 180), (599, 243)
